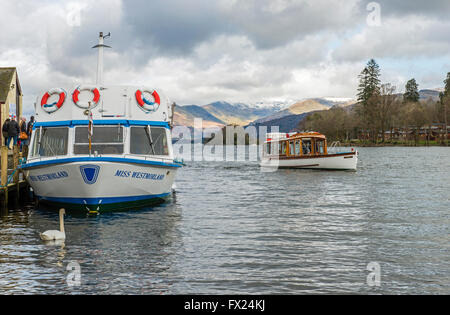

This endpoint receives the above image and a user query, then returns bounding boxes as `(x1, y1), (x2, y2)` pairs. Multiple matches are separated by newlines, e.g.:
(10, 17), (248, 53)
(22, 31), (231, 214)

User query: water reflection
(0, 195), (182, 294)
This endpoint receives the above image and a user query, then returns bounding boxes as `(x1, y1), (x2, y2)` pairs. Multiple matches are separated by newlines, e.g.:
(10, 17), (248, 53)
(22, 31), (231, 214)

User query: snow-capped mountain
(173, 97), (356, 127)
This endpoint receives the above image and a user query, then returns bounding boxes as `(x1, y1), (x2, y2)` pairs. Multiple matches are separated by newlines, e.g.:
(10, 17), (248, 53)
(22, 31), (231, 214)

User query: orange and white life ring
(41, 88), (66, 113)
(135, 89), (160, 113)
(72, 86), (101, 109)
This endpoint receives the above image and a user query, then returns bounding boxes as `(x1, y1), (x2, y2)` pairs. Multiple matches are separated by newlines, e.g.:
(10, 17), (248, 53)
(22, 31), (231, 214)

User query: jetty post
(0, 145), (30, 210)
(1, 146), (8, 207)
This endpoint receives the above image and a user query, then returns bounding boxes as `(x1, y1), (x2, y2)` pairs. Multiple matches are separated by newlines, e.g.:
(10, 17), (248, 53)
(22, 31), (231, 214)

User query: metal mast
(92, 32), (111, 85)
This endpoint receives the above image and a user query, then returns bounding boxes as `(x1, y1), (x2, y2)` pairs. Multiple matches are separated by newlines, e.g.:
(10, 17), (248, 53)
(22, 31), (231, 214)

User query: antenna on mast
(92, 32), (111, 85)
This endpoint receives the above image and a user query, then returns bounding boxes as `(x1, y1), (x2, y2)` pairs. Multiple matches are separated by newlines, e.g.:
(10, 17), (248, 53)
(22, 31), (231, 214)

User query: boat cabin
(29, 85), (174, 163)
(264, 132), (328, 157)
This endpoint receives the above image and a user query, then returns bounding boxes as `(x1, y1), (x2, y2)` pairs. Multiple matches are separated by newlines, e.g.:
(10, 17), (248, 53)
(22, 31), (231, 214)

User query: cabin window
(315, 139), (325, 154)
(30, 127), (69, 157)
(289, 141), (294, 156)
(280, 141), (287, 155)
(302, 139), (312, 154)
(130, 126), (169, 156)
(74, 125), (124, 155)
(266, 142), (271, 155)
(295, 140), (301, 155)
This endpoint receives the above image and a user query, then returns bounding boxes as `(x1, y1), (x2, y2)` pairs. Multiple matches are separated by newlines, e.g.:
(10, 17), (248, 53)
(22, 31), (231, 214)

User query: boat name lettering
(114, 170), (165, 180)
(30, 171), (69, 182)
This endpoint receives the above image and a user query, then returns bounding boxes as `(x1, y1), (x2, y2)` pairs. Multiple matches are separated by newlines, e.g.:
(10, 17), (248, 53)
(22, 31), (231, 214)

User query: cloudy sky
(1, 0), (450, 115)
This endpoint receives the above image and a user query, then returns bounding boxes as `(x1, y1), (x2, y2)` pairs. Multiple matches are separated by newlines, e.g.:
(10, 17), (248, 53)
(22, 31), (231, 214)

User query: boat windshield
(130, 126), (169, 156)
(74, 125), (124, 155)
(30, 127), (69, 158)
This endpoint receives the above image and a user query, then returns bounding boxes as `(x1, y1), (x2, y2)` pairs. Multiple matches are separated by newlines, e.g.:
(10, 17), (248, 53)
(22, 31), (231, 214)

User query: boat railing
(328, 141), (341, 153)
(123, 154), (174, 164)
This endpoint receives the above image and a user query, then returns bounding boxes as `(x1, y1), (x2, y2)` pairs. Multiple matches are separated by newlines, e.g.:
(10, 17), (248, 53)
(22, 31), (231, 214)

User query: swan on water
(40, 208), (66, 241)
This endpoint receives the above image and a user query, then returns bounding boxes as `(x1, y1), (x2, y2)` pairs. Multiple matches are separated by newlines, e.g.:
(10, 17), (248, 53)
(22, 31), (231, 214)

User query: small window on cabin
(74, 125), (124, 155)
(289, 141), (294, 156)
(295, 140), (300, 155)
(316, 140), (325, 154)
(280, 141), (287, 155)
(130, 126), (169, 156)
(302, 139), (312, 154)
(31, 127), (69, 157)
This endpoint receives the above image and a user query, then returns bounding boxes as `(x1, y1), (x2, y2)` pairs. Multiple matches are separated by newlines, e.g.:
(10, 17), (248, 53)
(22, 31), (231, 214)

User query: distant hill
(202, 101), (282, 125)
(252, 97), (356, 124)
(248, 112), (312, 134)
(419, 89), (441, 101)
(172, 89), (441, 130)
(174, 100), (287, 127)
(174, 104), (225, 128)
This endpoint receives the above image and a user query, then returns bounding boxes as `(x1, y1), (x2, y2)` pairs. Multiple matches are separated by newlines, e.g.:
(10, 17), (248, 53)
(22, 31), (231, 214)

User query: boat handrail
(124, 154), (173, 163)
(328, 141), (341, 153)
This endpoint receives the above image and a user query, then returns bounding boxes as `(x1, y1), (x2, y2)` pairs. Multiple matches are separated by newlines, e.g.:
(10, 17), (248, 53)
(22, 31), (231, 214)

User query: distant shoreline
(336, 141), (449, 147)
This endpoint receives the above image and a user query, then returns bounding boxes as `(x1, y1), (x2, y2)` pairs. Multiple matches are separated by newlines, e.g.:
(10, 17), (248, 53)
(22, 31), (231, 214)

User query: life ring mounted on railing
(135, 89), (160, 113)
(72, 86), (101, 109)
(41, 88), (67, 113)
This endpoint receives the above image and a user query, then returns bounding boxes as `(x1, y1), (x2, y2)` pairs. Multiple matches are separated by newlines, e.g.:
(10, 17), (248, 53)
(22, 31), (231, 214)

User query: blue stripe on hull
(37, 193), (171, 205)
(21, 157), (182, 169)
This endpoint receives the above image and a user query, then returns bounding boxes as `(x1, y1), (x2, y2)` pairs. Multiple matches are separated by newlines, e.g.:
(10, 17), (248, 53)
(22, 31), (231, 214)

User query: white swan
(40, 208), (66, 241)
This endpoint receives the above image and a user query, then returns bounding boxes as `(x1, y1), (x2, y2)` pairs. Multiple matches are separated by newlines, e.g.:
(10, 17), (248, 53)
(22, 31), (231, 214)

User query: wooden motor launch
(260, 132), (358, 170)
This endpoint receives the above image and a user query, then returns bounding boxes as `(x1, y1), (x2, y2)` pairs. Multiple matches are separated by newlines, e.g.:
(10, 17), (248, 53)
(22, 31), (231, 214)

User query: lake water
(0, 147), (449, 294)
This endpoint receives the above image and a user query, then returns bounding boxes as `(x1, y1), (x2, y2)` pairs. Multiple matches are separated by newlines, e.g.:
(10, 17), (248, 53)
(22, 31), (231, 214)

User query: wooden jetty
(0, 145), (30, 209)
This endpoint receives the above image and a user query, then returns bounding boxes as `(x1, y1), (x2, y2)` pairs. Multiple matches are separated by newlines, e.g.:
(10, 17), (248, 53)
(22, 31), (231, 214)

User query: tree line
(299, 59), (450, 145)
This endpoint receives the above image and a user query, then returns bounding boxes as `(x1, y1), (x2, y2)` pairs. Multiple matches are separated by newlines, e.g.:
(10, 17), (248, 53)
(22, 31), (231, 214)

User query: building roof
(0, 67), (20, 103)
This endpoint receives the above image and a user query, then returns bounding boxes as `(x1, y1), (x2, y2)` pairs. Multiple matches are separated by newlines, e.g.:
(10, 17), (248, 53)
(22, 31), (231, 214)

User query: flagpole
(92, 32), (111, 85)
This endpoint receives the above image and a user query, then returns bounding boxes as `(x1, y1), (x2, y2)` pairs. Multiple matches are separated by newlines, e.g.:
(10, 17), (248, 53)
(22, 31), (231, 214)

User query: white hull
(24, 160), (178, 211)
(260, 152), (358, 170)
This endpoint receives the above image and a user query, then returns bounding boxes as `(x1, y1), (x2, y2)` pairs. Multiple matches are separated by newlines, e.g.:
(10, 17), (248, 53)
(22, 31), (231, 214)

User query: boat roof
(265, 132), (326, 142)
(34, 84), (171, 124)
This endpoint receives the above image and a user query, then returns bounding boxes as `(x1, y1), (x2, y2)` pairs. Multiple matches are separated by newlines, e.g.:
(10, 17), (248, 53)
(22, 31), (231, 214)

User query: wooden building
(0, 67), (23, 144)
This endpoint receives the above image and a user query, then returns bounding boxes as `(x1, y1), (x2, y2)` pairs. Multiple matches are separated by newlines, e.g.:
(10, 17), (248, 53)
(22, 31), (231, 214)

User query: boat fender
(135, 89), (160, 113)
(41, 88), (67, 113)
(72, 86), (101, 109)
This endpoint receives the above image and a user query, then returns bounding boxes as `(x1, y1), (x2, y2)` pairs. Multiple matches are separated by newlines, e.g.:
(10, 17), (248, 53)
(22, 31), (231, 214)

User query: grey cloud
(331, 15), (450, 63)
(225, 0), (362, 49)
(121, 0), (362, 52)
(122, 0), (233, 54)
(363, 0), (450, 18)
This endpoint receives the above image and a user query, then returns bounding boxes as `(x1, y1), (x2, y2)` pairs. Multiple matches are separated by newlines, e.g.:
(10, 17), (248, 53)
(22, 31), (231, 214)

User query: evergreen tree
(357, 59), (381, 105)
(439, 73), (450, 111)
(444, 72), (450, 96)
(357, 67), (369, 104)
(356, 59), (381, 142)
(403, 78), (420, 103)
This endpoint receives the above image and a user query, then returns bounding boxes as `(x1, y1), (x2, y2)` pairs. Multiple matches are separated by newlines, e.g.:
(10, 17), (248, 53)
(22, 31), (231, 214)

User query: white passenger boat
(21, 33), (182, 212)
(260, 132), (358, 170)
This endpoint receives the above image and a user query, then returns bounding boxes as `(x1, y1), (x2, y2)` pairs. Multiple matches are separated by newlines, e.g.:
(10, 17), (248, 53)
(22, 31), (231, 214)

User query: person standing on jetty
(19, 117), (28, 151)
(6, 118), (20, 149)
(2, 118), (10, 146)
